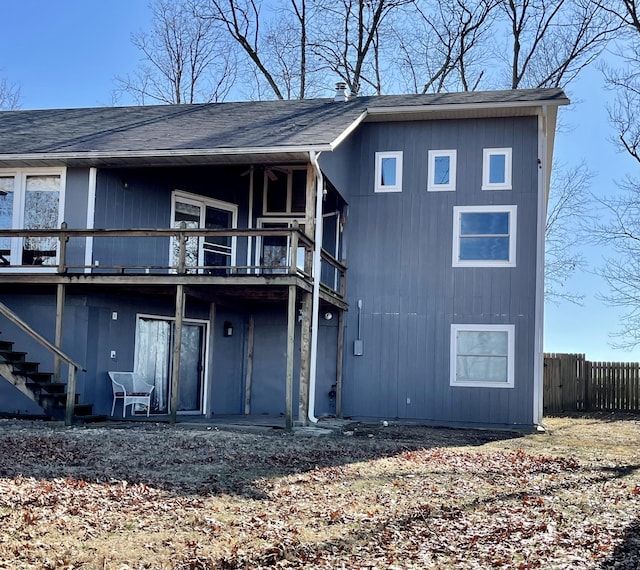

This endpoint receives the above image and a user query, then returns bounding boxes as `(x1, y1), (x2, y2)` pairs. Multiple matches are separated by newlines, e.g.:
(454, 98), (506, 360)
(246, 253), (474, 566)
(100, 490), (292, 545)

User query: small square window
(482, 148), (512, 190)
(452, 205), (517, 267)
(374, 151), (403, 193)
(428, 150), (456, 192)
(450, 324), (515, 388)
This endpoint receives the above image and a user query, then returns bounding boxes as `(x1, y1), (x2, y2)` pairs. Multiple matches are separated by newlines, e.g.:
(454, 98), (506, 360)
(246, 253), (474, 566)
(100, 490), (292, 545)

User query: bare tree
(394, 0), (498, 94)
(308, 0), (414, 96)
(0, 76), (20, 110)
(498, 0), (616, 89)
(591, 0), (640, 346)
(115, 0), (236, 104)
(545, 162), (592, 303)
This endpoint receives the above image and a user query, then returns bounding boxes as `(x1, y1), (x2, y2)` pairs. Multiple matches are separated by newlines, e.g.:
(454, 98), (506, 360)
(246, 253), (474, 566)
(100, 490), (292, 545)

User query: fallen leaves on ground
(0, 415), (637, 569)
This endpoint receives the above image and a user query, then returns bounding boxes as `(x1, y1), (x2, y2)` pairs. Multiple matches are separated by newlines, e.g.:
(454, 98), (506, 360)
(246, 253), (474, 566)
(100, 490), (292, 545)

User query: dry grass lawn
(0, 414), (638, 569)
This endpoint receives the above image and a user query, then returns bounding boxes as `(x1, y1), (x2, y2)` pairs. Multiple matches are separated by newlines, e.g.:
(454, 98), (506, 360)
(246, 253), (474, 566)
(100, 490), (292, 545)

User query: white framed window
(374, 151), (403, 193)
(482, 148), (512, 190)
(170, 190), (238, 274)
(262, 166), (307, 215)
(0, 168), (66, 269)
(450, 324), (515, 388)
(428, 150), (456, 192)
(452, 205), (517, 267)
(255, 217), (305, 273)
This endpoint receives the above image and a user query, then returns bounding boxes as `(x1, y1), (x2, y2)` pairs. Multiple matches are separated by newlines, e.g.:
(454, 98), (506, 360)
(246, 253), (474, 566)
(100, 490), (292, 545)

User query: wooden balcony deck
(0, 226), (347, 309)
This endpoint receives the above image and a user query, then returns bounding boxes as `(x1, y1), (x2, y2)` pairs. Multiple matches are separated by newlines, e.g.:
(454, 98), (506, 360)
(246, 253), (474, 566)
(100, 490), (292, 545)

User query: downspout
(308, 151), (324, 424)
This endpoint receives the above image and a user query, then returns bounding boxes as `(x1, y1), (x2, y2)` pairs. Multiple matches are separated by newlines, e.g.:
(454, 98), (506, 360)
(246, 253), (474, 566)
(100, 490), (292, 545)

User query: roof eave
(0, 144), (333, 168)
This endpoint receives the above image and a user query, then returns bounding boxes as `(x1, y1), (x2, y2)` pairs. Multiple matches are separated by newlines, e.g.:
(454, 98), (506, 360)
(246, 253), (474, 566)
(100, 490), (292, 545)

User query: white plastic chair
(108, 371), (155, 417)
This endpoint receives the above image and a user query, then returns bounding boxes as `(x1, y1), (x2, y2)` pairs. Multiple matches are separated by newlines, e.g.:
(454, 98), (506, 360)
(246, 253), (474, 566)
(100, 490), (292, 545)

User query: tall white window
(452, 205), (517, 267)
(374, 151), (403, 193)
(428, 150), (456, 192)
(0, 169), (66, 268)
(450, 324), (515, 388)
(482, 148), (512, 190)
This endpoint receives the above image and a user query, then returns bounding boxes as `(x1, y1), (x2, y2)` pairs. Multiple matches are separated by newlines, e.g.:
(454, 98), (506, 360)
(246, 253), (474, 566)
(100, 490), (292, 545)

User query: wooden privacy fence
(544, 353), (640, 413)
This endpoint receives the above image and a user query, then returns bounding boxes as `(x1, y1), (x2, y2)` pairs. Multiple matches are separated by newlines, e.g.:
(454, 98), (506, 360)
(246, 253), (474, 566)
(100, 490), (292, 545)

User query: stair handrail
(0, 301), (86, 426)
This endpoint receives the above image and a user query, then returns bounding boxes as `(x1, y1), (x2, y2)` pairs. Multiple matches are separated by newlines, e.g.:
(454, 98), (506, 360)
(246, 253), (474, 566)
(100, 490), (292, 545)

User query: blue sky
(2, 0), (639, 362)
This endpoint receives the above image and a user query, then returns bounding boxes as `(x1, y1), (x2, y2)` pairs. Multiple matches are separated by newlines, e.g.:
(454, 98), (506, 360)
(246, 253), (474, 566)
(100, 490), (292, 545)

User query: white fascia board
(329, 111), (368, 150)
(365, 98), (569, 117)
(0, 144), (332, 163)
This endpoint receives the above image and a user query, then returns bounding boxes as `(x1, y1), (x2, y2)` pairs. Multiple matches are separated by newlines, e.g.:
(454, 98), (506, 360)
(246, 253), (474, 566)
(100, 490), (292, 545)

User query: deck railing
(0, 226), (347, 298)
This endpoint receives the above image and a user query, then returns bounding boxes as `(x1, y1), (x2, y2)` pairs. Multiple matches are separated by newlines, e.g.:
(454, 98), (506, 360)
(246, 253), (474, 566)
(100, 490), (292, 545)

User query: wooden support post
(64, 366), (77, 427)
(336, 309), (345, 418)
(244, 314), (255, 415)
(285, 285), (296, 431)
(304, 164), (316, 276)
(54, 283), (65, 381)
(206, 302), (216, 419)
(298, 292), (312, 424)
(55, 222), (69, 382)
(170, 284), (185, 425)
(290, 221), (299, 275)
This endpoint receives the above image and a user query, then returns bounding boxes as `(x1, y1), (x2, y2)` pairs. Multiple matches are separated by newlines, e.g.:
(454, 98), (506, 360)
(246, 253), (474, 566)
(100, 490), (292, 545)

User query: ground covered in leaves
(0, 414), (638, 569)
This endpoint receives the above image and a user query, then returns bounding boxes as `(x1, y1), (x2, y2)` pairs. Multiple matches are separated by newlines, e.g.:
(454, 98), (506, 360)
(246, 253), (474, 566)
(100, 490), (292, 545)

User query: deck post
(285, 285), (296, 431)
(336, 309), (345, 417)
(54, 284), (65, 381)
(170, 284), (185, 425)
(54, 222), (68, 381)
(298, 292), (312, 424)
(244, 313), (255, 415)
(64, 366), (77, 427)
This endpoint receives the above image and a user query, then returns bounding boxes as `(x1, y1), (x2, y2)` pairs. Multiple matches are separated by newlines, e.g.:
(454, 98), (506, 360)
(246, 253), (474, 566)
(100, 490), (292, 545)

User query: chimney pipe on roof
(334, 82), (348, 102)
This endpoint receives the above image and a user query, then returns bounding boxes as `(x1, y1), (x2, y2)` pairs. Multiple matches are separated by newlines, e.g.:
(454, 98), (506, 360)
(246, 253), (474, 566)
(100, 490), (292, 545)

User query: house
(0, 86), (568, 428)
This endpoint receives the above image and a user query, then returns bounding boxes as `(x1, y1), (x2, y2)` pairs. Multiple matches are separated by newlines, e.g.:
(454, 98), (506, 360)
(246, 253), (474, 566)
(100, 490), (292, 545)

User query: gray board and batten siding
(335, 116), (539, 427)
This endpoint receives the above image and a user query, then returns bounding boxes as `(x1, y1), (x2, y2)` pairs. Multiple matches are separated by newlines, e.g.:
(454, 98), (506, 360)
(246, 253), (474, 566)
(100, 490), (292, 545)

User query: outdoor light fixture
(323, 311), (333, 321)
(223, 321), (233, 337)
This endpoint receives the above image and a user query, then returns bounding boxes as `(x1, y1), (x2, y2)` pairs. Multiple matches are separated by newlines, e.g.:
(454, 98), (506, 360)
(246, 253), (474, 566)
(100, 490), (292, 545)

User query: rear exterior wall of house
(322, 116), (540, 427)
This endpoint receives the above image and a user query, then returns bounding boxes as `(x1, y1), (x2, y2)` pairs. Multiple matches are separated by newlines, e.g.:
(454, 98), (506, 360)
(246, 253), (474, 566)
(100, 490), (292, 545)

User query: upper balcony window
(482, 148), (512, 190)
(374, 151), (403, 193)
(263, 167), (306, 215)
(428, 150), (456, 192)
(0, 169), (65, 268)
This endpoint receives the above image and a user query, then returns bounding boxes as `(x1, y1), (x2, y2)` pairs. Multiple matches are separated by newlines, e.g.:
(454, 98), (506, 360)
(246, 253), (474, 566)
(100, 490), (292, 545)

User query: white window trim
(482, 147), (512, 191)
(427, 149), (456, 192)
(170, 190), (238, 271)
(374, 151), (403, 193)
(450, 323), (515, 388)
(262, 166), (307, 215)
(255, 216), (305, 270)
(452, 205), (517, 268)
(0, 167), (67, 273)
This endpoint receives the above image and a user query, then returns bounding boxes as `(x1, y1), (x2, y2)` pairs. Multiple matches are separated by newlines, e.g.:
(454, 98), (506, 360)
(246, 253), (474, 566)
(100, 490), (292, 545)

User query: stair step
(73, 404), (94, 417)
(26, 381), (66, 394)
(11, 361), (40, 374)
(25, 372), (55, 384)
(0, 340), (14, 351)
(0, 350), (28, 363)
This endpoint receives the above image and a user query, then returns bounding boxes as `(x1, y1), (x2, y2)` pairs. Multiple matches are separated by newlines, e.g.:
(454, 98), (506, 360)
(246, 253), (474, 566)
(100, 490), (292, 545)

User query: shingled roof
(0, 88), (568, 167)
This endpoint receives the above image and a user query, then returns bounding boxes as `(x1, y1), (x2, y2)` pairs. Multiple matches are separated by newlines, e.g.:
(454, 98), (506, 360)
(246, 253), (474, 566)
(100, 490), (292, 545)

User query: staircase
(0, 338), (101, 422)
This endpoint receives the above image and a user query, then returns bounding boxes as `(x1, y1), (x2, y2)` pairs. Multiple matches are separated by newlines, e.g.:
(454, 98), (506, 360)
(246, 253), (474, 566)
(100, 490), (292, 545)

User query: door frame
(169, 190), (238, 271)
(134, 313), (211, 415)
